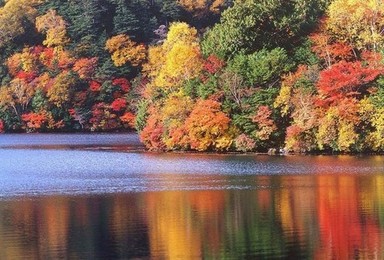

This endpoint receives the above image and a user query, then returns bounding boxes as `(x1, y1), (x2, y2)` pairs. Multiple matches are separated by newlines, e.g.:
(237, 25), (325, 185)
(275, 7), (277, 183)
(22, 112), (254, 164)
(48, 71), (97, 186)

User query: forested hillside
(1, 0), (384, 153)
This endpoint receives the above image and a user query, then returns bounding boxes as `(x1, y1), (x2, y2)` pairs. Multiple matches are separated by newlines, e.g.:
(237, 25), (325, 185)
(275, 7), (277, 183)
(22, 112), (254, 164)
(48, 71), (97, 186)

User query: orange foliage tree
(178, 0), (226, 18)
(139, 98), (235, 151)
(73, 58), (98, 80)
(139, 105), (166, 151)
(251, 106), (277, 141)
(120, 112), (135, 128)
(310, 30), (354, 68)
(161, 92), (194, 150)
(184, 99), (234, 151)
(21, 110), (55, 132)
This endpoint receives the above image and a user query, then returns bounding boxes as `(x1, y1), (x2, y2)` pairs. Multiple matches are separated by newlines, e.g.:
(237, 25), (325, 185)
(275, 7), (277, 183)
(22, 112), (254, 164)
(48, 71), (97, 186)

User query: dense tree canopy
(201, 0), (329, 58)
(327, 0), (384, 52)
(1, 0), (384, 153)
(0, 0), (42, 47)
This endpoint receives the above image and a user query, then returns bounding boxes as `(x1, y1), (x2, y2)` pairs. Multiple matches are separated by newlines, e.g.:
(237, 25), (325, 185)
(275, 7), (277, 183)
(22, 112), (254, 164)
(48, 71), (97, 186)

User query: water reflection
(1, 174), (384, 258)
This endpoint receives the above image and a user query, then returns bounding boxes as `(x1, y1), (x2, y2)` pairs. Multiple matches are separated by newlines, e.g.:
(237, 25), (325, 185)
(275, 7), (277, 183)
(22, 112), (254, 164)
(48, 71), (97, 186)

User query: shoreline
(1, 132), (383, 156)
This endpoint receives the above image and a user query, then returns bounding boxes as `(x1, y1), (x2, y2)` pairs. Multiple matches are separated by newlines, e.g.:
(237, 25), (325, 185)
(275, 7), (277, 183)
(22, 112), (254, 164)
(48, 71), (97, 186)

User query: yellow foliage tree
(47, 71), (74, 107)
(35, 9), (69, 48)
(316, 100), (360, 152)
(359, 98), (384, 151)
(327, 0), (384, 51)
(163, 22), (199, 47)
(316, 107), (338, 150)
(274, 66), (318, 152)
(144, 45), (166, 82)
(143, 22), (203, 92)
(6, 48), (37, 74)
(367, 108), (384, 150)
(20, 49), (38, 73)
(0, 78), (35, 118)
(0, 0), (42, 47)
(54, 48), (75, 69)
(161, 91), (194, 150)
(105, 34), (146, 67)
(337, 120), (358, 151)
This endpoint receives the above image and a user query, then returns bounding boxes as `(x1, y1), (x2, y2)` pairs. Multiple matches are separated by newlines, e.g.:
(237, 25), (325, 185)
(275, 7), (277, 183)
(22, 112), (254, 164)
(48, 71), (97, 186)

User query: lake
(0, 133), (384, 259)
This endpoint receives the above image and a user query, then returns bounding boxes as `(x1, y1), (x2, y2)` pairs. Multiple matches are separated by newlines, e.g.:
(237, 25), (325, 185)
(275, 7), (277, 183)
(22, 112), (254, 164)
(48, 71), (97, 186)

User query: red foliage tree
(203, 54), (225, 74)
(112, 78), (130, 92)
(15, 71), (36, 82)
(31, 46), (45, 55)
(110, 98), (127, 112)
(89, 103), (120, 131)
(73, 91), (87, 107)
(0, 120), (4, 133)
(317, 61), (383, 105)
(39, 47), (55, 69)
(89, 81), (101, 92)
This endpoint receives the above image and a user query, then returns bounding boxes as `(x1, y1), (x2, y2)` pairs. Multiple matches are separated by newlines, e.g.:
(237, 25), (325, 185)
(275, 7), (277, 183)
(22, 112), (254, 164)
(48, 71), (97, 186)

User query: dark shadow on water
(0, 132), (145, 152)
(0, 144), (146, 152)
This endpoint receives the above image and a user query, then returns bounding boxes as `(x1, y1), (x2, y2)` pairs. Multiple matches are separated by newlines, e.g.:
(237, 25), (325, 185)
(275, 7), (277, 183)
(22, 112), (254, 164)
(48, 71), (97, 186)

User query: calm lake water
(1, 133), (384, 259)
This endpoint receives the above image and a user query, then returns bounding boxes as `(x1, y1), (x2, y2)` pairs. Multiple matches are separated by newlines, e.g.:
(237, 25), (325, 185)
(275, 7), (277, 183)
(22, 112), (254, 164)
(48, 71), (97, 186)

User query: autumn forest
(1, 0), (384, 153)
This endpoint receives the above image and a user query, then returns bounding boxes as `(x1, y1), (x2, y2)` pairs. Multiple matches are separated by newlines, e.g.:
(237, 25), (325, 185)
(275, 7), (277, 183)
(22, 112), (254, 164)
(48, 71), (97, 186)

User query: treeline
(0, 0), (229, 132)
(1, 0), (384, 153)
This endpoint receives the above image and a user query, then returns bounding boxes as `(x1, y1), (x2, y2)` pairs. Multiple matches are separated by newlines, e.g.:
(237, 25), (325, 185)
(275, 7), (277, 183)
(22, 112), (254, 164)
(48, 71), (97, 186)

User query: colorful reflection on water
(1, 174), (384, 259)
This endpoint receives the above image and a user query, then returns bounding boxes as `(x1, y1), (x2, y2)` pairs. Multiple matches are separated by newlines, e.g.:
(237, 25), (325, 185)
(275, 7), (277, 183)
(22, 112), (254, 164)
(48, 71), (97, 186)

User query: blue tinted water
(0, 133), (383, 197)
(1, 133), (384, 259)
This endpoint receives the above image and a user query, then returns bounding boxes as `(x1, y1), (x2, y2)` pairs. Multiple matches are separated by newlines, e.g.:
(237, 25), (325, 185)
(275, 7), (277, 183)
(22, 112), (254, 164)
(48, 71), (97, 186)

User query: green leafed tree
(202, 0), (329, 59)
(228, 48), (292, 87)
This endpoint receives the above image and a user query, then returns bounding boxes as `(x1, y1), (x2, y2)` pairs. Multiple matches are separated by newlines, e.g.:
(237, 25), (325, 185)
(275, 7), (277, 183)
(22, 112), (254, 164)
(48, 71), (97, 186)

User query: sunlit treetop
(143, 22), (203, 92)
(327, 0), (384, 51)
(178, 0), (226, 18)
(105, 34), (146, 67)
(35, 9), (70, 48)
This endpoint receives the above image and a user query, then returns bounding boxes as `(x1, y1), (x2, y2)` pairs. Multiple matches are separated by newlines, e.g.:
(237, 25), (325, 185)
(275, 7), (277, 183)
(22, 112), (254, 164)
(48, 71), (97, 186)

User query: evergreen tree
(159, 0), (183, 24)
(135, 0), (158, 42)
(66, 0), (108, 56)
(111, 0), (141, 38)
